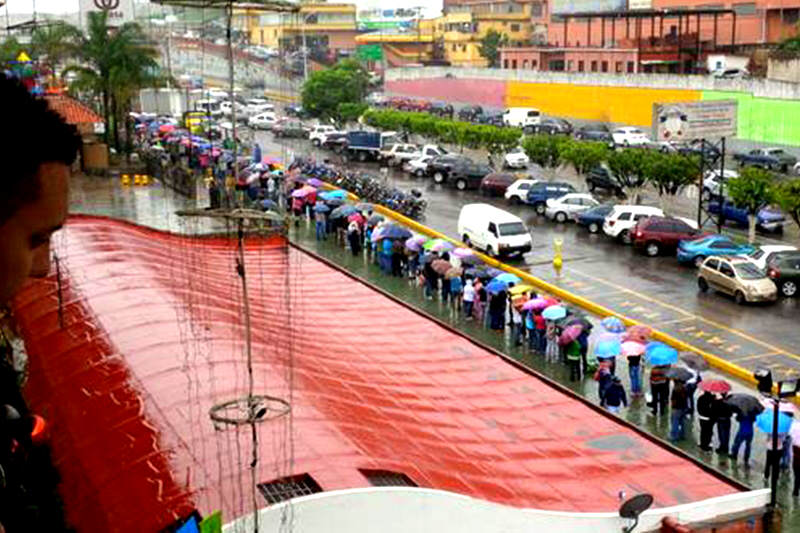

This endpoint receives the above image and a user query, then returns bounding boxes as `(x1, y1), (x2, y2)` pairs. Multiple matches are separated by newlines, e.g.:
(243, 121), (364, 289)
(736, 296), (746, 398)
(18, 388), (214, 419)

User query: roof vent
(257, 473), (322, 505)
(360, 469), (418, 487)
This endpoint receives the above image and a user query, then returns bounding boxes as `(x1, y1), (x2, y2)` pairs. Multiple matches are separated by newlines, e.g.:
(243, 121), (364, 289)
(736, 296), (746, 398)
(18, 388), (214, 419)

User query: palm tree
(65, 11), (159, 151)
(30, 22), (83, 85)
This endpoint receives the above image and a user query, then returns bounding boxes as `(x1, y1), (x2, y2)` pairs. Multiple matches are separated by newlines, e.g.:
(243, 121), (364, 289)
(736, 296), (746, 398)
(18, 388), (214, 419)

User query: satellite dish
(619, 493), (654, 533)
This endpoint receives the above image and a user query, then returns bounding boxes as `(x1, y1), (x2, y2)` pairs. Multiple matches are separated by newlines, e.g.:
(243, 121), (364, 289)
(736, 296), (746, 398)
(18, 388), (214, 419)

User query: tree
(645, 152), (700, 213)
(560, 139), (610, 176)
(726, 167), (776, 244)
(522, 135), (563, 176)
(478, 29), (509, 68)
(336, 102), (368, 125)
(301, 59), (369, 120)
(30, 22), (83, 84)
(774, 178), (800, 232)
(606, 148), (650, 202)
(0, 36), (24, 66)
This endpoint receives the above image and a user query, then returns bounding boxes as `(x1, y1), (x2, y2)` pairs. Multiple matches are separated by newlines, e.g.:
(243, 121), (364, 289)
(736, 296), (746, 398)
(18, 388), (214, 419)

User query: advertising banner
(652, 100), (738, 141)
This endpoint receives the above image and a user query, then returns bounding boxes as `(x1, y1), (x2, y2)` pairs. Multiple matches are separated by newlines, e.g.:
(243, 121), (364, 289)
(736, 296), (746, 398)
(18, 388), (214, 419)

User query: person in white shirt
(462, 279), (475, 319)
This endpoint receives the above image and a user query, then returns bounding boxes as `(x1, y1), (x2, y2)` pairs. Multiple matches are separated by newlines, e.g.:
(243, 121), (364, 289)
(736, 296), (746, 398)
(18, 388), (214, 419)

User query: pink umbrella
(621, 341), (646, 357)
(559, 324), (583, 345)
(624, 325), (652, 344)
(761, 398), (798, 416)
(158, 124), (176, 133)
(523, 297), (550, 311)
(307, 178), (324, 187)
(348, 213), (365, 225)
(452, 247), (475, 259)
(291, 188), (310, 198)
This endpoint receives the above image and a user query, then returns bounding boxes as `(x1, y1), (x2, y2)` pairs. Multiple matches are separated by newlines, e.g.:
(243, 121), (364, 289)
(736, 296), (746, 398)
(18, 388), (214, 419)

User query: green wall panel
(702, 90), (800, 146)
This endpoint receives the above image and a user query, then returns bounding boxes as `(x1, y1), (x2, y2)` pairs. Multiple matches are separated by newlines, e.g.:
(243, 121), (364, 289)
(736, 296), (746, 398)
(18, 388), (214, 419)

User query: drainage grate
(360, 469), (418, 487)
(257, 473), (322, 505)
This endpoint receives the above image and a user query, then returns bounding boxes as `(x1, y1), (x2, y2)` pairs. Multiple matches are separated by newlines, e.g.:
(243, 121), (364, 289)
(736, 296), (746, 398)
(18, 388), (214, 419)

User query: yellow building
(249, 2), (358, 55)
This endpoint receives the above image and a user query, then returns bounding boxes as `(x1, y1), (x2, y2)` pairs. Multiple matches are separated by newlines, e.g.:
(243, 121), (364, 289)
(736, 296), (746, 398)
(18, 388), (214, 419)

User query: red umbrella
(624, 325), (652, 344)
(431, 259), (453, 275)
(348, 213), (365, 225)
(700, 379), (732, 394)
(559, 324), (583, 345)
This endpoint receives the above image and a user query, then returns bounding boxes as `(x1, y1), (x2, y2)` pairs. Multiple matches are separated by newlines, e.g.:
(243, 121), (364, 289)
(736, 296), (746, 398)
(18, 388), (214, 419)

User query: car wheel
(486, 246), (495, 257)
(698, 277), (709, 292)
(587, 181), (596, 192)
(414, 169), (424, 177)
(312, 138), (321, 147)
(433, 172), (445, 184)
(646, 242), (660, 257)
(781, 281), (797, 297)
(693, 255), (705, 268)
(358, 151), (368, 162)
(619, 230), (632, 244)
(734, 290), (746, 305)
(588, 222), (600, 234)
(555, 212), (568, 223)
(534, 202), (546, 215)
(509, 196), (521, 205)
(456, 179), (467, 191)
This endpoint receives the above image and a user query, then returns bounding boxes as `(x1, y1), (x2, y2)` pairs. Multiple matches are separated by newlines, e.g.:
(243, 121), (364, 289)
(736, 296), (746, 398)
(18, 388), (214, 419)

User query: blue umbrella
(330, 205), (358, 219)
(493, 273), (522, 285)
(378, 224), (412, 241)
(486, 267), (504, 278)
(252, 143), (262, 164)
(756, 410), (793, 435)
(600, 316), (626, 334)
(486, 279), (508, 294)
(646, 343), (678, 366)
(320, 190), (347, 201)
(260, 199), (278, 211)
(594, 338), (622, 359)
(542, 305), (567, 321)
(313, 203), (330, 213)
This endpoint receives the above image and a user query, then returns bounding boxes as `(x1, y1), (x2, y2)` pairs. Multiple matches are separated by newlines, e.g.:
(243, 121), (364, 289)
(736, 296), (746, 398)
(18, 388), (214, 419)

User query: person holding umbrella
(670, 380), (689, 442)
(564, 339), (582, 381)
(757, 410), (793, 484)
(697, 389), (717, 452)
(727, 394), (763, 466)
(701, 380), (733, 454)
(347, 219), (361, 256)
(791, 421), (800, 496)
(622, 341), (645, 397)
(602, 375), (627, 413)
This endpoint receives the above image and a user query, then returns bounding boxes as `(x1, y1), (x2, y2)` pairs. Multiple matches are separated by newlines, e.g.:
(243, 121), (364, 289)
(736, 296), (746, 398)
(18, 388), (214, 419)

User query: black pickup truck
(733, 148), (797, 173)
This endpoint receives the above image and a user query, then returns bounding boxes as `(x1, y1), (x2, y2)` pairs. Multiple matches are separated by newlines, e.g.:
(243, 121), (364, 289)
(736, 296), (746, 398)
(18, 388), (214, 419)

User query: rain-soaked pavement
(260, 133), (800, 382)
(68, 171), (800, 529)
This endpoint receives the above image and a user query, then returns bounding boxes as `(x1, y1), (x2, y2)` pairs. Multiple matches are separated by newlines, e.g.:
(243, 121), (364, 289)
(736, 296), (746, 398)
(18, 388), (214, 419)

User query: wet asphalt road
(258, 131), (800, 379)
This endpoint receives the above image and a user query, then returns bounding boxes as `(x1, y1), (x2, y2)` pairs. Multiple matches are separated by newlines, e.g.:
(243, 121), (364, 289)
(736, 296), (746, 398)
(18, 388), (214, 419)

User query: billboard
(652, 100), (738, 141)
(80, 0), (136, 28)
(551, 0), (626, 15)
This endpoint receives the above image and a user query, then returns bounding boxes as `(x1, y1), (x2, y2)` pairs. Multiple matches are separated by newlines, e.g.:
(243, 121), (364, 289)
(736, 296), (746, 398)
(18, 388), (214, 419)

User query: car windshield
(689, 236), (714, 246)
(735, 263), (764, 280)
(498, 222), (528, 236)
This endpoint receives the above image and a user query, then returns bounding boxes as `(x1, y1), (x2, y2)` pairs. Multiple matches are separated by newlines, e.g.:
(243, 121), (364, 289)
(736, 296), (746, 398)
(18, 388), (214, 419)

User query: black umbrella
(663, 367), (694, 381)
(680, 352), (710, 372)
(561, 314), (593, 332)
(725, 393), (765, 418)
(367, 214), (385, 226)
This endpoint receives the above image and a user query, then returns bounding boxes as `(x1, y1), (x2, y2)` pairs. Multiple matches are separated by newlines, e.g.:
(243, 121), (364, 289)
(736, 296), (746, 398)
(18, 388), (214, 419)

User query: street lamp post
(300, 12), (316, 82)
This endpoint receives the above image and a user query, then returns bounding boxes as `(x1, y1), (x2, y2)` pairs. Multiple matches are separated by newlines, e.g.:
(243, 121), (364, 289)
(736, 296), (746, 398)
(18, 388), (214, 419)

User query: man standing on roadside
(0, 74), (82, 533)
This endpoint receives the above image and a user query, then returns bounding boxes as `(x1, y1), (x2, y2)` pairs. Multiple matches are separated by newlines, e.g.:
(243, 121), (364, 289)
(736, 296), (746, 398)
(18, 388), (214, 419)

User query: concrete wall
(223, 487), (771, 533)
(385, 67), (800, 146)
(768, 57), (800, 84)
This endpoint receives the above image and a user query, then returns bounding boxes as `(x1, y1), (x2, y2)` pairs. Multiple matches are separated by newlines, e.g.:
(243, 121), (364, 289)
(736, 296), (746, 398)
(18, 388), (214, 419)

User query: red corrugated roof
(11, 216), (743, 533)
(44, 94), (103, 125)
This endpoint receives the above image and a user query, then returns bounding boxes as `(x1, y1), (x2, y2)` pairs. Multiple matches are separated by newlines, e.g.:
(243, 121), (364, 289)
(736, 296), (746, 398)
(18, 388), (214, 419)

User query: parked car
(632, 216), (703, 257)
(504, 179), (540, 205)
(701, 169), (738, 200)
(707, 199), (786, 233)
(697, 256), (777, 305)
(712, 68), (749, 79)
(677, 235), (754, 267)
(746, 245), (799, 271)
(272, 120), (307, 138)
(544, 193), (599, 223)
(524, 117), (573, 136)
(766, 253), (800, 297)
(503, 147), (530, 169)
(586, 166), (625, 196)
(379, 143), (421, 166)
(733, 148), (798, 173)
(248, 112), (277, 130)
(457, 105), (483, 122)
(677, 139), (721, 161)
(575, 124), (613, 143)
(480, 172), (518, 197)
(576, 204), (614, 233)
(429, 102), (454, 117)
(502, 107), (541, 128)
(309, 125), (340, 147)
(284, 104), (308, 118)
(612, 127), (650, 147)
(448, 161), (493, 191)
(475, 111), (505, 127)
(458, 203), (532, 258)
(322, 132), (348, 152)
(403, 155), (435, 177)
(418, 144), (447, 158)
(428, 154), (472, 183)
(526, 182), (577, 215)
(602, 205), (664, 244)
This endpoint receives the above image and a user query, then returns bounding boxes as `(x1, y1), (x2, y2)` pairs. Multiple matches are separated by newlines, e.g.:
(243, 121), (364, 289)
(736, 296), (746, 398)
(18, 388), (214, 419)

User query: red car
(632, 216), (703, 257)
(479, 172), (518, 197)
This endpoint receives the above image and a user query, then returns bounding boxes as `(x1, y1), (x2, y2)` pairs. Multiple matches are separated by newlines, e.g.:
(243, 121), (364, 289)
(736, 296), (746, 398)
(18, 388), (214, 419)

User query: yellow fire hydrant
(121, 174), (130, 186)
(553, 237), (563, 277)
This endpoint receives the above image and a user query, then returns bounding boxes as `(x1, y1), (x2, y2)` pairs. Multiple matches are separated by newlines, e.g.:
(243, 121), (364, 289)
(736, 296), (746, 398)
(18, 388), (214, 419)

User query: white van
(503, 107), (541, 128)
(602, 205), (664, 244)
(458, 203), (533, 257)
(194, 99), (222, 118)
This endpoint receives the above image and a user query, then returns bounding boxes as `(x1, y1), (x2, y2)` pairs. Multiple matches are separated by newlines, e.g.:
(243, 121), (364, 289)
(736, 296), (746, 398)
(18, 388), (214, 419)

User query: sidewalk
(290, 219), (800, 530)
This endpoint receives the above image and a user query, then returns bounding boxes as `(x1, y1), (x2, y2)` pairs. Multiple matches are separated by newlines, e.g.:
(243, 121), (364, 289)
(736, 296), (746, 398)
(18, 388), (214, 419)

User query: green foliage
(727, 167), (776, 215)
(337, 102), (368, 124)
(0, 37), (24, 65)
(773, 178), (800, 230)
(363, 108), (521, 153)
(301, 59), (369, 120)
(645, 152), (700, 197)
(606, 148), (649, 190)
(478, 29), (509, 68)
(560, 139), (610, 175)
(522, 135), (563, 169)
(30, 22), (83, 81)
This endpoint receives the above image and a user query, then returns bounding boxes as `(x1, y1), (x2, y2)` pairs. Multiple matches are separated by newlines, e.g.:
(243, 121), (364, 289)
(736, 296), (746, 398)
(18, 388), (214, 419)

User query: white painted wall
(222, 487), (770, 533)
